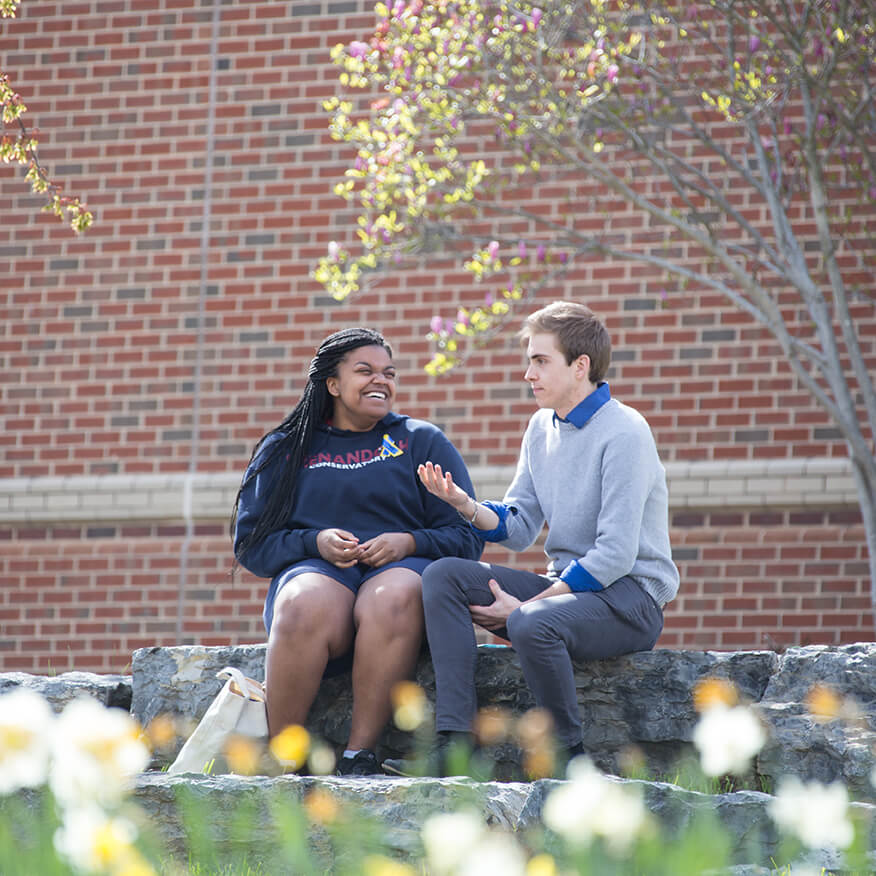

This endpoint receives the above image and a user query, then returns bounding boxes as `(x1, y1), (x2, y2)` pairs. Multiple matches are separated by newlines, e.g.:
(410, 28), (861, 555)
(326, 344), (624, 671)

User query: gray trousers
(422, 557), (664, 748)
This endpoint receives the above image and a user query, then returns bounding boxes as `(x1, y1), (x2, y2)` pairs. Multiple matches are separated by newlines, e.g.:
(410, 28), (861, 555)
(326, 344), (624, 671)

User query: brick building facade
(1, 1), (873, 673)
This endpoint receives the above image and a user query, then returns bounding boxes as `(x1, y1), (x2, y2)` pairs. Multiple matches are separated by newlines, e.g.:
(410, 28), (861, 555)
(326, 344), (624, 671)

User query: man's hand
(316, 528), (362, 568)
(358, 532), (416, 568)
(418, 461), (471, 513)
(469, 579), (521, 631)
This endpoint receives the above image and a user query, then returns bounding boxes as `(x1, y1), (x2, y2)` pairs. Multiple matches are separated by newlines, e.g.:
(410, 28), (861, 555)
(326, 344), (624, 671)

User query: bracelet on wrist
(467, 500), (479, 525)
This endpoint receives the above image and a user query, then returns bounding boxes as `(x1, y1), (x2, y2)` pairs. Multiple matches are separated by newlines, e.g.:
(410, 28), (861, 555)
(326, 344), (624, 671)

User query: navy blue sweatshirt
(234, 412), (483, 579)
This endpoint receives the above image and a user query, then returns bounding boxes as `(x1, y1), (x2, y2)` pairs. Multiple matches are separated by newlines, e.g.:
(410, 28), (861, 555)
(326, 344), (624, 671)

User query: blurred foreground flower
(50, 697), (150, 808)
(53, 805), (154, 876)
(391, 680), (428, 731)
(692, 703), (766, 777)
(0, 687), (53, 793)
(224, 734), (261, 775)
(422, 810), (490, 875)
(693, 677), (738, 711)
(768, 776), (854, 850)
(305, 787), (340, 824)
(269, 724), (310, 770)
(362, 854), (418, 876)
(516, 708), (556, 779)
(542, 757), (649, 854)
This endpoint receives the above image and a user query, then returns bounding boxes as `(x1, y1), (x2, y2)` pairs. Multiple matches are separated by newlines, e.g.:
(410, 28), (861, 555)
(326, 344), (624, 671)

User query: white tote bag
(167, 666), (268, 775)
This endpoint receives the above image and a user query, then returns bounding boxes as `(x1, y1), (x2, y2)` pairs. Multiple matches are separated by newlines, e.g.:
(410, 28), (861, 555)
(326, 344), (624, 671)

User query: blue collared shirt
(553, 381), (611, 429)
(470, 384), (613, 556)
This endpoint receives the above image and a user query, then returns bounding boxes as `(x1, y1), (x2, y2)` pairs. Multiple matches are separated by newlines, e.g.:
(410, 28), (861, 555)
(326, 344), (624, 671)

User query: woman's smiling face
(326, 344), (397, 431)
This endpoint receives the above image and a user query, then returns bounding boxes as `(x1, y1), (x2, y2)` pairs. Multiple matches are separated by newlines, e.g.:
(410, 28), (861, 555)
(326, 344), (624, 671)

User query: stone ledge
(0, 457), (858, 523)
(130, 642), (876, 802)
(11, 772), (873, 873)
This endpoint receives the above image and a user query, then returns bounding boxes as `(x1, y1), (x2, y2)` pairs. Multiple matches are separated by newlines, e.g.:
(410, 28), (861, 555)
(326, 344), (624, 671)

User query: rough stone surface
(5, 645), (876, 872)
(0, 670), (132, 712)
(131, 643), (876, 801)
(755, 644), (876, 801)
(126, 772), (875, 873)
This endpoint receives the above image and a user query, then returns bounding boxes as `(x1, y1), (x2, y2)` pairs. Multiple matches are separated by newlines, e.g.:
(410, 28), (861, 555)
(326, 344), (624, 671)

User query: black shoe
(382, 731), (481, 778)
(336, 749), (380, 776)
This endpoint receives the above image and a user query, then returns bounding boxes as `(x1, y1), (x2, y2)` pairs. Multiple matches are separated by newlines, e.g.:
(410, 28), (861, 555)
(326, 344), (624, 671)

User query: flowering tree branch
(315, 0), (876, 607)
(1, 1), (93, 231)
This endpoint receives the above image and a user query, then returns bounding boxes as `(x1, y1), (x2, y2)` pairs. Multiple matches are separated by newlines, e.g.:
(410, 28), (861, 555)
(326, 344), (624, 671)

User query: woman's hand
(418, 461), (472, 514)
(358, 532), (416, 568)
(317, 528), (362, 568)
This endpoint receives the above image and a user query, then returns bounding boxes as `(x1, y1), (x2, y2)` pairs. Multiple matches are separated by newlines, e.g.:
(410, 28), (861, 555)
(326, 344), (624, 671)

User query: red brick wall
(1, 1), (873, 672)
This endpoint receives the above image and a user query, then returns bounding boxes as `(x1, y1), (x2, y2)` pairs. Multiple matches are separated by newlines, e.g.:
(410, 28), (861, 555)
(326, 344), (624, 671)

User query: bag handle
(217, 666), (266, 703)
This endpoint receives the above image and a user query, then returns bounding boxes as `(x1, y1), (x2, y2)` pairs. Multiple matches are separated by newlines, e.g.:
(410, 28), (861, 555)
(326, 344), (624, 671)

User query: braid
(230, 328), (391, 566)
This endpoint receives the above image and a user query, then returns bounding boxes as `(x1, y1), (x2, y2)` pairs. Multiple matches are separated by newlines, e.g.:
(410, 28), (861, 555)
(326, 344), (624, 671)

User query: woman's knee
(356, 570), (423, 626)
(270, 582), (350, 642)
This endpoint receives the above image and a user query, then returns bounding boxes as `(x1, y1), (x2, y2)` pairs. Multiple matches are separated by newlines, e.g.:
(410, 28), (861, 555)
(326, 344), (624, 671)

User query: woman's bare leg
(346, 567), (424, 751)
(265, 573), (355, 737)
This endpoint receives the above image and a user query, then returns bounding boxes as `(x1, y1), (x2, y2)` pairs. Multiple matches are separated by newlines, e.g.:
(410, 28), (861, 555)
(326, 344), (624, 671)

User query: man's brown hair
(519, 300), (611, 383)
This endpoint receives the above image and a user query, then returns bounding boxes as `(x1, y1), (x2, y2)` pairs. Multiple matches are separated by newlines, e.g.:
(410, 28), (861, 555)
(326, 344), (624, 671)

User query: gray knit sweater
(498, 397), (680, 608)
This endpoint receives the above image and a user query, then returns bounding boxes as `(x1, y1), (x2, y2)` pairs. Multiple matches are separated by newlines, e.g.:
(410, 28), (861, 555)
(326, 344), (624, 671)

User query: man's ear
(575, 354), (591, 380)
(326, 377), (340, 397)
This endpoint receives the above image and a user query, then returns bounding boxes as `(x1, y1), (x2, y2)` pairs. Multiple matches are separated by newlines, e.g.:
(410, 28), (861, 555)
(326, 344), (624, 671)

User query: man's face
(524, 332), (589, 417)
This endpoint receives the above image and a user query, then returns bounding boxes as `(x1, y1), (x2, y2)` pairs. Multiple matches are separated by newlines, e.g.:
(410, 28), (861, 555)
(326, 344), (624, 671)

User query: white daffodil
(49, 697), (150, 809)
(54, 805), (152, 875)
(0, 687), (54, 794)
(768, 776), (854, 850)
(543, 757), (649, 854)
(457, 832), (527, 876)
(422, 810), (486, 875)
(692, 703), (766, 776)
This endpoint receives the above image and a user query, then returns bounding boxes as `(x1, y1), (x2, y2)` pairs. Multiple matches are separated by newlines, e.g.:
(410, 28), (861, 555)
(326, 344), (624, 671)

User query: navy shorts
(263, 556), (433, 678)
(263, 556), (433, 634)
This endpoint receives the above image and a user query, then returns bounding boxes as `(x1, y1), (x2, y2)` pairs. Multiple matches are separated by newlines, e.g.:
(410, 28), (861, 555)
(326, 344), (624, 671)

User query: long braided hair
(230, 327), (392, 566)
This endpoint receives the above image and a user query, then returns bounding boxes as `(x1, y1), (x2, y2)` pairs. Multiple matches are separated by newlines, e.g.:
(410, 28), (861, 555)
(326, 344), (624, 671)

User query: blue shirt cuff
(560, 560), (603, 592)
(472, 500), (512, 541)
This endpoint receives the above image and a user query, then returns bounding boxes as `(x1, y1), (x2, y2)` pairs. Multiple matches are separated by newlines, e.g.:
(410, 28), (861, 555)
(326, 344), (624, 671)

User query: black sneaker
(382, 731), (482, 778)
(336, 749), (380, 776)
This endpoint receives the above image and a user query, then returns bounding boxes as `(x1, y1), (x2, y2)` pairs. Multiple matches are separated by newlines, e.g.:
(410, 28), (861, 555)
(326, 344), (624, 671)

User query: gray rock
(0, 670), (132, 712)
(129, 643), (876, 801)
(127, 772), (876, 873)
(755, 644), (876, 801)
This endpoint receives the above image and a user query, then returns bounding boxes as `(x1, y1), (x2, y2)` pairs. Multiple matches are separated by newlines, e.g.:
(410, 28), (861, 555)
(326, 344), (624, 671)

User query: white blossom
(53, 805), (144, 874)
(692, 704), (766, 776)
(457, 833), (527, 876)
(543, 757), (649, 854)
(422, 810), (486, 875)
(0, 687), (54, 794)
(768, 776), (854, 850)
(49, 697), (150, 809)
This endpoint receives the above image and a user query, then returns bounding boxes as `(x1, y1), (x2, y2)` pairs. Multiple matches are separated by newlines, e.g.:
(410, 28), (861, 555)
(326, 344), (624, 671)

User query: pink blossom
(606, 64), (619, 83)
(328, 241), (340, 260)
(430, 315), (444, 334)
(518, 241), (527, 257)
(748, 35), (760, 53)
(349, 41), (369, 59)
(487, 240), (499, 260)
(531, 7), (542, 28)
(457, 309), (470, 326)
(536, 244), (546, 263)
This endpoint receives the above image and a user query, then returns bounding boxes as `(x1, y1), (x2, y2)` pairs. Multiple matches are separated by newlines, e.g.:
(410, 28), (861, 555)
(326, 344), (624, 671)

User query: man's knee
(422, 556), (475, 603)
(506, 603), (554, 650)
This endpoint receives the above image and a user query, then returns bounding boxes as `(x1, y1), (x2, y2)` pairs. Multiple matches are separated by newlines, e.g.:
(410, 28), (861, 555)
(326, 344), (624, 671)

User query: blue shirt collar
(553, 382), (611, 428)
